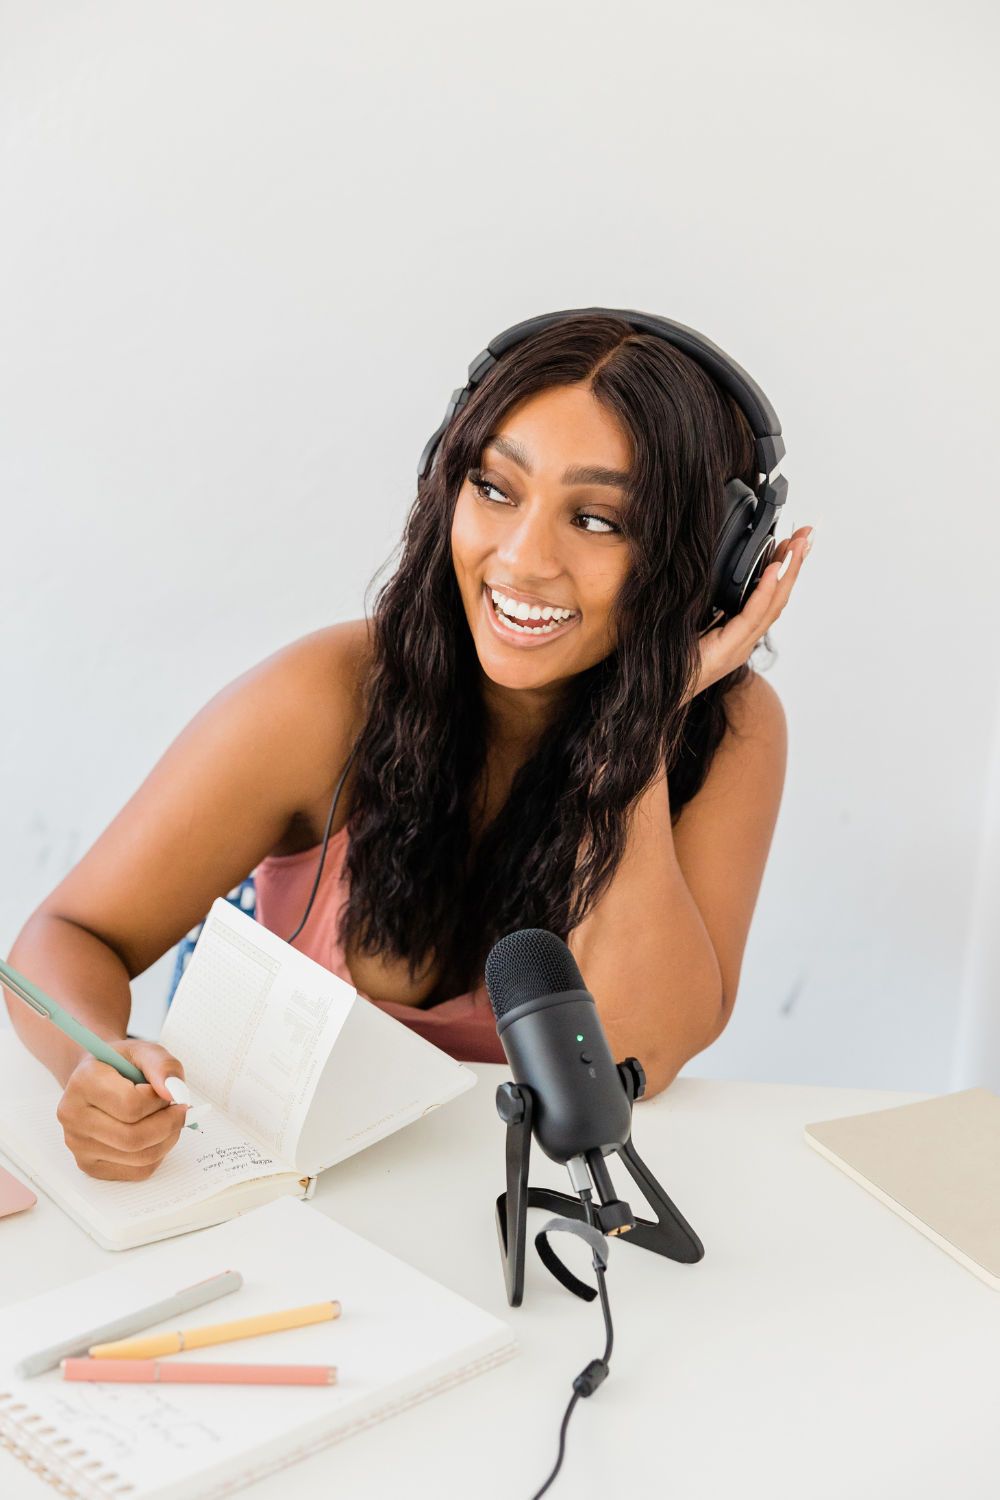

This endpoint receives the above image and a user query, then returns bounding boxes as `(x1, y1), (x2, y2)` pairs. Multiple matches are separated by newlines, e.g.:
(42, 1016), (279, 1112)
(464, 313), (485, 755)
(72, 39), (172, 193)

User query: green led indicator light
(576, 1034), (584, 1042)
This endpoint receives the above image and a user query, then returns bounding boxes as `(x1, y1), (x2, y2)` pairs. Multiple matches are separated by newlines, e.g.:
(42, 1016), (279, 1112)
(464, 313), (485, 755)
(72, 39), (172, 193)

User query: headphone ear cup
(711, 479), (757, 615)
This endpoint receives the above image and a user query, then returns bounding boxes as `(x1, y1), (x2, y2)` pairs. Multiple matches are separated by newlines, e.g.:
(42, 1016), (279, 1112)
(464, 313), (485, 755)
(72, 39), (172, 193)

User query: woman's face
(451, 382), (632, 694)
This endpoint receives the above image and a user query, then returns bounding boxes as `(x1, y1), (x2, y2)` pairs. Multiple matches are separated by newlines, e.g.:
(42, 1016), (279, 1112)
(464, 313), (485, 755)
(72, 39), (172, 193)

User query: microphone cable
(286, 745), (358, 945)
(529, 1190), (614, 1500)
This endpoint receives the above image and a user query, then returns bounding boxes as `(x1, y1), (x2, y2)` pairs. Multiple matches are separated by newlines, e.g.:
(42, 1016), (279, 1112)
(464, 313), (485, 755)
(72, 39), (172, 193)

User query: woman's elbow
(634, 975), (731, 1100)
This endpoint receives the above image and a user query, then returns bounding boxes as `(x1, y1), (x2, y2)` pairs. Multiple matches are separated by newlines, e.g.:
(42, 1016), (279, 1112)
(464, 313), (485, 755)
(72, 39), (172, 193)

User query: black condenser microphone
(486, 929), (705, 1500)
(485, 928), (632, 1163)
(486, 927), (704, 1312)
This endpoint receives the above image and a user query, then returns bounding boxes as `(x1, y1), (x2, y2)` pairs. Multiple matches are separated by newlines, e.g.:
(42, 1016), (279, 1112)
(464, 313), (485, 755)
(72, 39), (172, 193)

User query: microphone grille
(485, 929), (587, 1020)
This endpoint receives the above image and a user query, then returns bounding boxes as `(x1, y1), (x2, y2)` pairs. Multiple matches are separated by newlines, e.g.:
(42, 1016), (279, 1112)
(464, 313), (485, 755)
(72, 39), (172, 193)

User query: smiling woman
(5, 313), (810, 1181)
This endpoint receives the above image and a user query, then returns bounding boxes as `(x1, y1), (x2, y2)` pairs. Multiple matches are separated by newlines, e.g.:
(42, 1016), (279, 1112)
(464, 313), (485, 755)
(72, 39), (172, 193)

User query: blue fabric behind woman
(166, 876), (257, 1006)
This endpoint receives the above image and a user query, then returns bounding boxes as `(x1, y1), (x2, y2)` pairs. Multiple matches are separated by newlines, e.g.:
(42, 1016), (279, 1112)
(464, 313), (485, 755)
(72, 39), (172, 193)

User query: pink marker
(62, 1359), (336, 1386)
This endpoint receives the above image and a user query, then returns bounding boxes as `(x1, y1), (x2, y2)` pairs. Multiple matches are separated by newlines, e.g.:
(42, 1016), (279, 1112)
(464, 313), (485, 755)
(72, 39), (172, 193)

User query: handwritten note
(7, 1097), (292, 1228)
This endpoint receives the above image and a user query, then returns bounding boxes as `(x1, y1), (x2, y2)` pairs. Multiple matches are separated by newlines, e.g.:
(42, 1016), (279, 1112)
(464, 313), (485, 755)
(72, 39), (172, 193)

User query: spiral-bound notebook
(0, 1197), (516, 1500)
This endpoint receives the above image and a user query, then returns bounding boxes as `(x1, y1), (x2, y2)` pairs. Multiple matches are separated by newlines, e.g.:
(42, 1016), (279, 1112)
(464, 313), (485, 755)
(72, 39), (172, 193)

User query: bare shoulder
(246, 620), (371, 722)
(202, 620), (371, 771)
(35, 621), (374, 962)
(159, 618), (371, 834)
(683, 671), (786, 816)
(721, 670), (787, 750)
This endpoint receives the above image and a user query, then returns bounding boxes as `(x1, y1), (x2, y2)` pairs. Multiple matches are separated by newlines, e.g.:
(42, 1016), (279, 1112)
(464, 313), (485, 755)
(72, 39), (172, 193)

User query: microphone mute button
(580, 1052), (593, 1064)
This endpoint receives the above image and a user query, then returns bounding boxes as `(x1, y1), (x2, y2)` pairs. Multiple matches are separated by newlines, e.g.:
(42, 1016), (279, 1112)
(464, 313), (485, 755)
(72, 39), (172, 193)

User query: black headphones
(417, 307), (788, 618)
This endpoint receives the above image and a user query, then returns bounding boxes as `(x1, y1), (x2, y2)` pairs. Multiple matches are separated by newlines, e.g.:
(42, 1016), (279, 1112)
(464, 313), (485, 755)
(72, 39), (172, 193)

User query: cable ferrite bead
(572, 1359), (609, 1398)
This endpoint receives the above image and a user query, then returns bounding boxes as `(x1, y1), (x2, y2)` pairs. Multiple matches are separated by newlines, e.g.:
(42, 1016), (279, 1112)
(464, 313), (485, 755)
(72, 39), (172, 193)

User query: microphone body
(487, 928), (704, 1308)
(487, 934), (632, 1164)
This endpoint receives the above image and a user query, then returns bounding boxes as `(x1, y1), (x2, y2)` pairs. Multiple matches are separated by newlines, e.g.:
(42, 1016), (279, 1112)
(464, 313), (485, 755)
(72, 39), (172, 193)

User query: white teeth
(488, 589), (576, 633)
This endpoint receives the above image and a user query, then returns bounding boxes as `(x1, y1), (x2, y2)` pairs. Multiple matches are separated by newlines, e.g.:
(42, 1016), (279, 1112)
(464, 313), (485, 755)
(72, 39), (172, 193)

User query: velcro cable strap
(534, 1217), (609, 1302)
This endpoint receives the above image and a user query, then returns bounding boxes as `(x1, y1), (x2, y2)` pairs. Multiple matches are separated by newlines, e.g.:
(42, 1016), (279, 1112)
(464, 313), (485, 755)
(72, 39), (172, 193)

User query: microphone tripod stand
(495, 1058), (704, 1307)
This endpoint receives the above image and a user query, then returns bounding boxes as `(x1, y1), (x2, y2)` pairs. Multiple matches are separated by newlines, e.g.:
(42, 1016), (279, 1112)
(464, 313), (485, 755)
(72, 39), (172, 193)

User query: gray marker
(15, 1269), (243, 1378)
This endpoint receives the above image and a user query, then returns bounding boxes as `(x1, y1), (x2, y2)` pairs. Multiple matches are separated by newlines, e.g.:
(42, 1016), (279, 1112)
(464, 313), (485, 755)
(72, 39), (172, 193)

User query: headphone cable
(287, 745), (358, 945)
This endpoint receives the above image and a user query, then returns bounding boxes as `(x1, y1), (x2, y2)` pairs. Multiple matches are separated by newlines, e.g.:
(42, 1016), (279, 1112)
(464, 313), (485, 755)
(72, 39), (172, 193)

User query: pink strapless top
(254, 828), (506, 1065)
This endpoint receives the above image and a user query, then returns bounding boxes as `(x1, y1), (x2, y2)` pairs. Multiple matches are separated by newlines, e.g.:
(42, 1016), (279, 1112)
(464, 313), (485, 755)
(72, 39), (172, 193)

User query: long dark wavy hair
(342, 316), (757, 999)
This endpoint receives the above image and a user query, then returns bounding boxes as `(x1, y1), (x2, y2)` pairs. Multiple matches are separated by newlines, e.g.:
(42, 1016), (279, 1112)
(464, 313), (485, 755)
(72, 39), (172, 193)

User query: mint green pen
(0, 955), (146, 1084)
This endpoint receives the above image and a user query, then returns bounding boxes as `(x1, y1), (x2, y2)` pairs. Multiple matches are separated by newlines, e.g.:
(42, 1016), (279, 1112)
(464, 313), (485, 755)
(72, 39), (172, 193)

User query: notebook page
(0, 1198), (516, 1500)
(0, 1095), (291, 1234)
(161, 901), (355, 1169)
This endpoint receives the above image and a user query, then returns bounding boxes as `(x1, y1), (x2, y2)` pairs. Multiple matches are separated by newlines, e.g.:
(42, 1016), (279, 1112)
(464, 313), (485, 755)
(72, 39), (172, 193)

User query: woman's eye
(470, 473), (511, 505)
(575, 512), (619, 534)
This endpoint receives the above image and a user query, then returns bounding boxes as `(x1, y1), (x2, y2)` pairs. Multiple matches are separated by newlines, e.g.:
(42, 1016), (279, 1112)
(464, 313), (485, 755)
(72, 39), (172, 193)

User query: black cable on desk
(529, 1193), (614, 1500)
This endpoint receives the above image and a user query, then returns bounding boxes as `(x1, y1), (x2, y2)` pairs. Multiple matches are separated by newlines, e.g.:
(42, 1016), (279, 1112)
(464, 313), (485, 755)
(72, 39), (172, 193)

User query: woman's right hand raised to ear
(56, 1040), (190, 1181)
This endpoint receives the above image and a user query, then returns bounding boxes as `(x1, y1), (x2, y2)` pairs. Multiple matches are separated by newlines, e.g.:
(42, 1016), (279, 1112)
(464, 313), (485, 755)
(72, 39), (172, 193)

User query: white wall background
(1, 0), (998, 1086)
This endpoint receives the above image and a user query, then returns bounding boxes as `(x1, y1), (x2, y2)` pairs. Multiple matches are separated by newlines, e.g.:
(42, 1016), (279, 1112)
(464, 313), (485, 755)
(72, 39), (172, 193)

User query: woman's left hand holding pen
(56, 1040), (190, 1182)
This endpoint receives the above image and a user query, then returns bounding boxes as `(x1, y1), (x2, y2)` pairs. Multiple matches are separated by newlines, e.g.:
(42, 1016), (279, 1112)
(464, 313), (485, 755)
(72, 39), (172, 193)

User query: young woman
(6, 314), (810, 1181)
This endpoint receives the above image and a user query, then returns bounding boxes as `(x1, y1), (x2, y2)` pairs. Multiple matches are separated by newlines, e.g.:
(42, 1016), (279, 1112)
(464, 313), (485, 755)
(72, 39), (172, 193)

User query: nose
(494, 496), (563, 584)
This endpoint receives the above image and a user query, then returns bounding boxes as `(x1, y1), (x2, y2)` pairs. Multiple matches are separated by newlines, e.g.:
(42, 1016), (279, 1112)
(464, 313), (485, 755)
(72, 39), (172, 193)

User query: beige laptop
(805, 1087), (1000, 1289)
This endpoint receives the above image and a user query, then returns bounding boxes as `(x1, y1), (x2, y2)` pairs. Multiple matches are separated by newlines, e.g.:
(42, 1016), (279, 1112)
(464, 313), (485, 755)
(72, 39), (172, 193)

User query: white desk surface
(1, 1031), (998, 1500)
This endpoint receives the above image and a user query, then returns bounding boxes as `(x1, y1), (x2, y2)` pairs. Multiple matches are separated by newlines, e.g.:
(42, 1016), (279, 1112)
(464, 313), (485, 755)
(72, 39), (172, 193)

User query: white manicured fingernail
(164, 1076), (192, 1106)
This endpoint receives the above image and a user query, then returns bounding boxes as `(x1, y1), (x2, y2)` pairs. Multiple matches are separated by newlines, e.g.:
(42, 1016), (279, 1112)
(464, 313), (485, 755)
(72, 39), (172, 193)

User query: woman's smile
(482, 582), (581, 644)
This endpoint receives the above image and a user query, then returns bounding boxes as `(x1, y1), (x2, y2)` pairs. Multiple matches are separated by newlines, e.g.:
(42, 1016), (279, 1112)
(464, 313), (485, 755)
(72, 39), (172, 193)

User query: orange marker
(63, 1358), (336, 1386)
(89, 1300), (340, 1359)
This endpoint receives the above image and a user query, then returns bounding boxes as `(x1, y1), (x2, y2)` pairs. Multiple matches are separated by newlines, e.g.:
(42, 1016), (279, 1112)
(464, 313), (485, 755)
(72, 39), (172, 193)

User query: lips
(483, 584), (580, 642)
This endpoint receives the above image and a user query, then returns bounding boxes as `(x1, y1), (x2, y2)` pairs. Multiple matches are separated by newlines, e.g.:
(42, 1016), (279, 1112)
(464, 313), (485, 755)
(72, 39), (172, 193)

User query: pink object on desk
(62, 1358), (336, 1386)
(0, 1163), (36, 1217)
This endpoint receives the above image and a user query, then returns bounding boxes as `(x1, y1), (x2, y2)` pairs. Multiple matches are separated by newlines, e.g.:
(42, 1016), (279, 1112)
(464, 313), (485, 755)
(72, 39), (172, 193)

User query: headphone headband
(418, 306), (785, 482)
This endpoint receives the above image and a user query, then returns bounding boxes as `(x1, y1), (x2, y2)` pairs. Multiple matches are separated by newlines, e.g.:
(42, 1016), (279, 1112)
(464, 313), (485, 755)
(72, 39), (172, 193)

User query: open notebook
(0, 900), (476, 1249)
(0, 1197), (517, 1500)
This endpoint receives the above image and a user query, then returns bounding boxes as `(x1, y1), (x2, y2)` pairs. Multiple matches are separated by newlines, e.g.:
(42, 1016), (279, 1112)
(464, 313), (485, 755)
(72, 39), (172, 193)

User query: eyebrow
(483, 437), (629, 490)
(484, 435), (534, 472)
(561, 464), (630, 489)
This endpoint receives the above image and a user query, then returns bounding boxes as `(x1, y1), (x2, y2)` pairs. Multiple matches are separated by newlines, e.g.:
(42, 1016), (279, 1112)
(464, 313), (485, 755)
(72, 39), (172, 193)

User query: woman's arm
(569, 672), (787, 1095)
(5, 624), (367, 1178)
